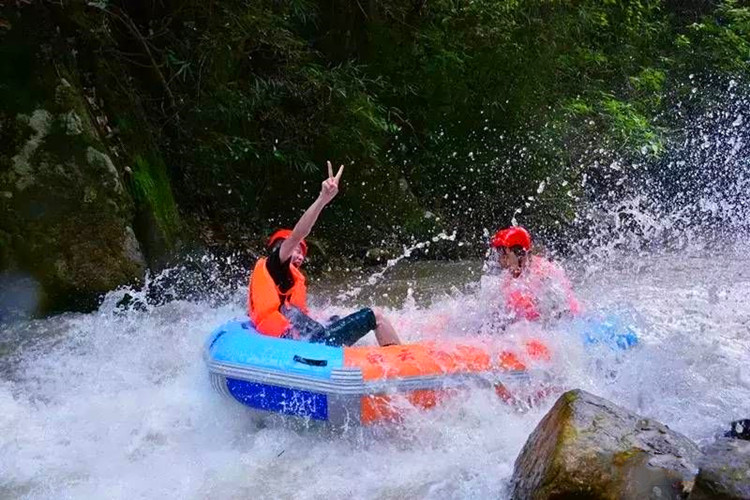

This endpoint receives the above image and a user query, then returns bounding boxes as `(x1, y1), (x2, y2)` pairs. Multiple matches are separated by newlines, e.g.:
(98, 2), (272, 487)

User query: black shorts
(309, 308), (377, 347)
(281, 305), (377, 347)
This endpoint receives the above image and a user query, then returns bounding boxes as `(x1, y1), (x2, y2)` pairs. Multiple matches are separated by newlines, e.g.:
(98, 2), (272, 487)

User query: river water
(1, 246), (749, 499)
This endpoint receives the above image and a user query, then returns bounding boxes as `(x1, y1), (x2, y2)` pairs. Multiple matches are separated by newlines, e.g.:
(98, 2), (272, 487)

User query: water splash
(568, 77), (750, 264)
(335, 230), (457, 301)
(4, 248), (749, 498)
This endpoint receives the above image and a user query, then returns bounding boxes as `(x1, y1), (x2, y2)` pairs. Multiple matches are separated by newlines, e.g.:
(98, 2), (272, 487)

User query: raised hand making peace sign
(320, 160), (344, 204)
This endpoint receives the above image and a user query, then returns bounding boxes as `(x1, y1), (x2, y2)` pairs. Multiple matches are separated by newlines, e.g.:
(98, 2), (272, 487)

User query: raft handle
(293, 355), (328, 367)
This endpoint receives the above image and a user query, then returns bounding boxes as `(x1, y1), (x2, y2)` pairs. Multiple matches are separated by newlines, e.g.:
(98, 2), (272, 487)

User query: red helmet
(267, 229), (307, 256)
(490, 226), (532, 251)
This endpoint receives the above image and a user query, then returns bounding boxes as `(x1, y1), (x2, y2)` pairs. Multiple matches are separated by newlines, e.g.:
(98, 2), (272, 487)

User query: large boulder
(0, 7), (147, 314)
(689, 438), (750, 500)
(511, 389), (701, 500)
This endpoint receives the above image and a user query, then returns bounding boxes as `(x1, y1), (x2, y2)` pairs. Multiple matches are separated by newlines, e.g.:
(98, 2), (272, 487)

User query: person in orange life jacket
(490, 226), (581, 324)
(248, 161), (402, 347)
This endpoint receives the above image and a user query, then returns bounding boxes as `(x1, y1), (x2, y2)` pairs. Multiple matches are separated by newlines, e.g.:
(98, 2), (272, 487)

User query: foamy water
(1, 248), (749, 499)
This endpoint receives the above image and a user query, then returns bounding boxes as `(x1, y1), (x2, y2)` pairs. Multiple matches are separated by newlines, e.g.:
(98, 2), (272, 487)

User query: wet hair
(502, 245), (528, 257)
(269, 240), (283, 255)
(269, 239), (307, 259)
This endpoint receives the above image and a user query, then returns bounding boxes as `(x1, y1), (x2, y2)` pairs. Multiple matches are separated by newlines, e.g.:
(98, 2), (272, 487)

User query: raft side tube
(207, 320), (345, 378)
(205, 319), (550, 425)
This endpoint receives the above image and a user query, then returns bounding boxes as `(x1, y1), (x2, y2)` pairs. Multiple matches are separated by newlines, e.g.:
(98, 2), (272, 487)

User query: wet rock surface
(724, 419), (750, 440)
(689, 438), (750, 500)
(0, 13), (146, 314)
(511, 389), (701, 500)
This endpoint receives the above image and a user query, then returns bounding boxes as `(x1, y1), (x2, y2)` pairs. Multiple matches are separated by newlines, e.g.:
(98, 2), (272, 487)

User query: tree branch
(92, 3), (178, 113)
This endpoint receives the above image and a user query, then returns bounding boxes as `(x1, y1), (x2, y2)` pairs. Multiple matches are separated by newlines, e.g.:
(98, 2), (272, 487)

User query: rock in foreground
(689, 438), (750, 500)
(724, 419), (750, 440)
(512, 389), (700, 500)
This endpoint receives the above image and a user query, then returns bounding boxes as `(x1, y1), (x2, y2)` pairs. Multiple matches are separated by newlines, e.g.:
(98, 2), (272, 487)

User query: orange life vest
(248, 257), (308, 337)
(502, 257), (581, 321)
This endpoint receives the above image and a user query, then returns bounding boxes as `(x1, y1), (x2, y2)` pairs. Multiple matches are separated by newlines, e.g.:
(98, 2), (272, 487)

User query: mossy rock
(128, 153), (181, 268)
(689, 439), (750, 500)
(0, 105), (146, 312)
(0, 14), (146, 314)
(511, 389), (701, 500)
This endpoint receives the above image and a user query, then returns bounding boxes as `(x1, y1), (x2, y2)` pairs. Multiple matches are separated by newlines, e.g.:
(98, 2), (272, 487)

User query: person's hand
(319, 160), (344, 205)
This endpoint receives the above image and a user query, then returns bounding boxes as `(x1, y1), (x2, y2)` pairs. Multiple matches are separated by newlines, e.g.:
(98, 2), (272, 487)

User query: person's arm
(279, 161), (344, 263)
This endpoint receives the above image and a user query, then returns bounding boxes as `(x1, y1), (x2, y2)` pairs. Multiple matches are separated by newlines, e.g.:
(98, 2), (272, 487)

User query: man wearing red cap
(248, 161), (401, 347)
(490, 226), (581, 324)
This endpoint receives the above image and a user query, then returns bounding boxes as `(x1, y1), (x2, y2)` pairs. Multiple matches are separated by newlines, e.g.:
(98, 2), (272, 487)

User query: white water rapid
(1, 246), (749, 499)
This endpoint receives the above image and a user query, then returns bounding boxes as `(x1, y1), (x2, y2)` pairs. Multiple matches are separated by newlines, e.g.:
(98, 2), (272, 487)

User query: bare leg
(373, 309), (401, 346)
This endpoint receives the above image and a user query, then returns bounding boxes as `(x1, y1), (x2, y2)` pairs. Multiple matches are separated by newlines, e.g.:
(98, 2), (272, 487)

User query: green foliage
(130, 155), (180, 239)
(29, 0), (749, 252)
(134, 0), (400, 237)
(599, 95), (662, 152)
(681, 1), (750, 73)
(0, 17), (53, 115)
(353, 0), (675, 232)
